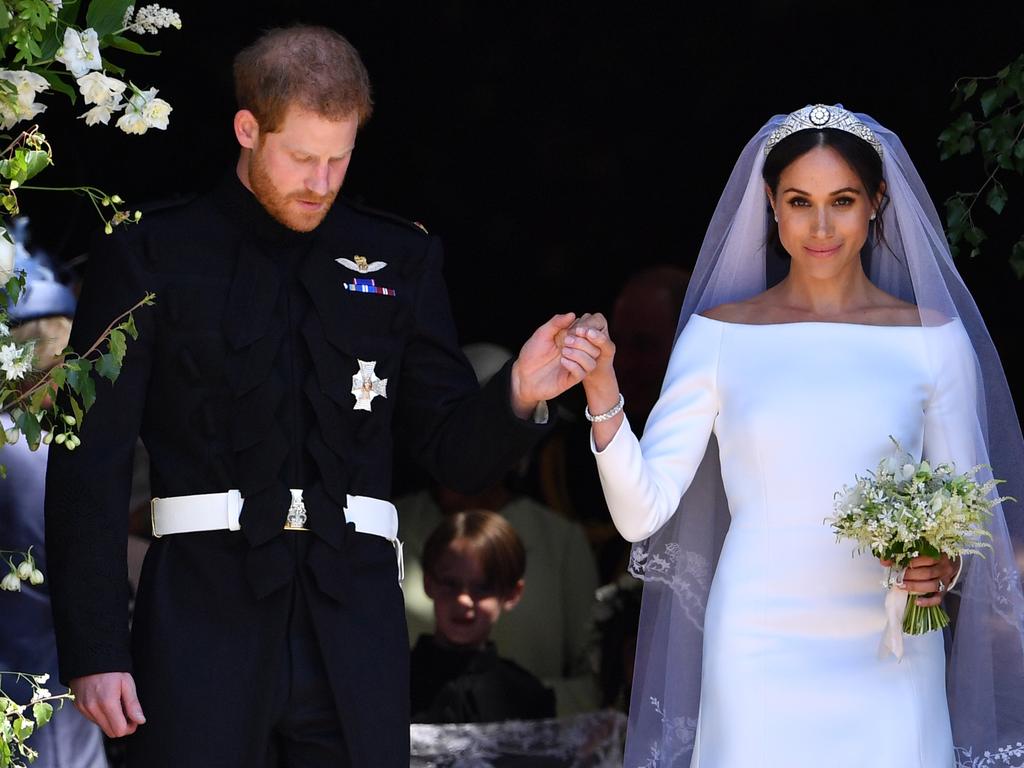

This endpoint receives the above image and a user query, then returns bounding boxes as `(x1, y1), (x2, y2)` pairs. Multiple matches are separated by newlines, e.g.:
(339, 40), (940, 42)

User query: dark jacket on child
(410, 634), (556, 723)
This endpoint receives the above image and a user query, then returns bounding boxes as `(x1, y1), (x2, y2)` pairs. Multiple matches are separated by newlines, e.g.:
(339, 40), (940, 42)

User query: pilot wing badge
(336, 255), (387, 273)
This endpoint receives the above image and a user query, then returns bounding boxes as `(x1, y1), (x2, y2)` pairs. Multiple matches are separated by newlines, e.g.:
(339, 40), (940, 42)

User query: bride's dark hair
(762, 128), (891, 259)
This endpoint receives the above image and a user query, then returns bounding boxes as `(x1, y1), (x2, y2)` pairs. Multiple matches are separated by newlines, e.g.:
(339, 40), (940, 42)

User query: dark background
(22, 1), (1024, 396)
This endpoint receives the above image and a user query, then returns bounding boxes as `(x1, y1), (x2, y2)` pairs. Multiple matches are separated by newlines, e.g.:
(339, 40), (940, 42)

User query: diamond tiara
(764, 104), (883, 159)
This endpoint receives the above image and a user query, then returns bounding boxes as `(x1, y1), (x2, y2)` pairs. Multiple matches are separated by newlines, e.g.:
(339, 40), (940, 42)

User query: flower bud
(5, 428), (18, 446)
(63, 414), (76, 425)
(104, 222), (113, 235)
(65, 440), (77, 451)
(17, 560), (33, 580)
(30, 569), (44, 585)
(111, 194), (123, 204)
(134, 210), (142, 221)
(69, 435), (81, 447)
(1, 571), (21, 592)
(42, 431), (53, 444)
(54, 432), (66, 444)
(101, 196), (110, 207)
(9, 180), (18, 190)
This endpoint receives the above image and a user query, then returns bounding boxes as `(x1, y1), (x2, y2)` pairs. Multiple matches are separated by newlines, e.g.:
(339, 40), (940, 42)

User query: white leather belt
(150, 490), (404, 580)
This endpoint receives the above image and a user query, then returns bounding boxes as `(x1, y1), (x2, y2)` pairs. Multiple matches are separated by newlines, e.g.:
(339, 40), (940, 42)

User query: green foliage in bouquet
(828, 438), (1010, 636)
(0, 673), (73, 768)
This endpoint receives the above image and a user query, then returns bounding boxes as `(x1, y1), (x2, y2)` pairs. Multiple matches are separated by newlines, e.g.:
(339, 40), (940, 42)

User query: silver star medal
(336, 255), (386, 273)
(352, 360), (387, 411)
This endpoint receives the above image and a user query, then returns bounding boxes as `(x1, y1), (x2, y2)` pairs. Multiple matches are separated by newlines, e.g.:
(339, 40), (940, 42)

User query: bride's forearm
(584, 373), (623, 451)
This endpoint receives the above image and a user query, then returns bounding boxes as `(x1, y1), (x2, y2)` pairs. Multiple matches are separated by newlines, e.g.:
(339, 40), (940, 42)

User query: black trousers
(264, 538), (351, 768)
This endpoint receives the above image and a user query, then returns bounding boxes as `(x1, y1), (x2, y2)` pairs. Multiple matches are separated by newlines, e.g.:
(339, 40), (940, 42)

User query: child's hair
(422, 510), (526, 597)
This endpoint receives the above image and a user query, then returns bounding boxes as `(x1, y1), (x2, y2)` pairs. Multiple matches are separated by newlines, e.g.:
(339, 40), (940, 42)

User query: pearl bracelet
(585, 393), (625, 423)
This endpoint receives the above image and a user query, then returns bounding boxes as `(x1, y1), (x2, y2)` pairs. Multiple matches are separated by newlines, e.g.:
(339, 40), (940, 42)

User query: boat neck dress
(594, 314), (975, 767)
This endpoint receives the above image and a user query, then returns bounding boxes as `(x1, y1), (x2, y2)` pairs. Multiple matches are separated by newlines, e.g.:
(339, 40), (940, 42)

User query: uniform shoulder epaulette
(344, 197), (429, 234)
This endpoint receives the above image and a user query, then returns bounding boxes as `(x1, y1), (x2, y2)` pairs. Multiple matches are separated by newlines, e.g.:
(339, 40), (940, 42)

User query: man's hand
(881, 554), (959, 608)
(70, 672), (146, 738)
(510, 312), (604, 418)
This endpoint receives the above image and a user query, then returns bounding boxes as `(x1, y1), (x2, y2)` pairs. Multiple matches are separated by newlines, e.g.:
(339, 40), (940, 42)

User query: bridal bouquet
(827, 438), (1006, 656)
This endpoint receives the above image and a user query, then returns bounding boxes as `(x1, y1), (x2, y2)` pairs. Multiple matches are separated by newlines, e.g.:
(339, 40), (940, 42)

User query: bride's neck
(778, 261), (875, 317)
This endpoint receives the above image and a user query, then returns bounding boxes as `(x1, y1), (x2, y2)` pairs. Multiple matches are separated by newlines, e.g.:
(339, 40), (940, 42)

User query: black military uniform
(44, 173), (550, 767)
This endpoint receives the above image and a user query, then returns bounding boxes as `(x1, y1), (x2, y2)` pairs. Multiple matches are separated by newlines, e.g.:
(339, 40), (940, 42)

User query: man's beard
(248, 150), (336, 232)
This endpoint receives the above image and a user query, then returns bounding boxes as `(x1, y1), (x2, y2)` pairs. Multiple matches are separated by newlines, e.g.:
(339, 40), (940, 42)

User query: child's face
(424, 539), (523, 648)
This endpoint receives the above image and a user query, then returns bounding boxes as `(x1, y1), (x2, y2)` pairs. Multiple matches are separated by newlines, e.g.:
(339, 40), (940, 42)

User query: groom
(45, 25), (599, 768)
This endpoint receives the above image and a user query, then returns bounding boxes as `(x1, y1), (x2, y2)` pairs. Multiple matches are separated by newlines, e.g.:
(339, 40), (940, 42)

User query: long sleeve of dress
(922, 320), (979, 475)
(591, 317), (723, 542)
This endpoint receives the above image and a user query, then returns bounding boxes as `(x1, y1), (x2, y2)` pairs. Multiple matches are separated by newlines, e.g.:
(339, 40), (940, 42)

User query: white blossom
(80, 103), (121, 126)
(30, 569), (44, 585)
(16, 560), (32, 580)
(115, 109), (149, 135)
(56, 28), (102, 79)
(125, 4), (182, 34)
(46, 0), (63, 10)
(116, 86), (171, 134)
(0, 232), (13, 279)
(0, 322), (9, 337)
(0, 340), (32, 380)
(1, 571), (21, 592)
(0, 69), (50, 130)
(76, 72), (127, 106)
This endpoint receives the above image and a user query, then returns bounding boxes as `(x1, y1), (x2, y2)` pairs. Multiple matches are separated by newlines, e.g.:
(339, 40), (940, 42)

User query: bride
(563, 106), (1024, 767)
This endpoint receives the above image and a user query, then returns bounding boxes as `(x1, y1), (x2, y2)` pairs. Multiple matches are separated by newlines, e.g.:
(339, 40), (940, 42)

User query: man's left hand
(509, 312), (603, 419)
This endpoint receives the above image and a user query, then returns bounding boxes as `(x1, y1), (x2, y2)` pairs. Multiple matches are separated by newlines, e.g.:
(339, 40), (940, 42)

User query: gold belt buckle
(284, 488), (309, 532)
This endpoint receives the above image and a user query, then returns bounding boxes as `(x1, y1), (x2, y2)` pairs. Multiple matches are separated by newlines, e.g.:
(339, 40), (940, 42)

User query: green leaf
(1011, 239), (1024, 279)
(32, 701), (52, 728)
(122, 313), (138, 340)
(945, 196), (968, 229)
(106, 33), (159, 56)
(69, 393), (84, 428)
(107, 327), (126, 364)
(13, 407), (41, 451)
(49, 365), (66, 389)
(962, 79), (977, 99)
(980, 85), (1011, 117)
(85, 0), (133, 37)
(95, 351), (119, 381)
(21, 148), (49, 181)
(1015, 141), (1024, 160)
(958, 135), (975, 155)
(986, 183), (1008, 215)
(0, 2), (11, 28)
(978, 127), (996, 154)
(33, 67), (77, 103)
(99, 55), (125, 75)
(78, 374), (95, 411)
(965, 225), (987, 247)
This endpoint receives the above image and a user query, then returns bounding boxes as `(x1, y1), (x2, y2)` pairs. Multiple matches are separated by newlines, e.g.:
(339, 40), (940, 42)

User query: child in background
(410, 510), (556, 723)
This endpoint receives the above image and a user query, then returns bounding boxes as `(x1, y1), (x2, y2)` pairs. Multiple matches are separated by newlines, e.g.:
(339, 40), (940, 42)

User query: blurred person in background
(410, 510), (555, 723)
(0, 228), (109, 768)
(398, 342), (600, 715)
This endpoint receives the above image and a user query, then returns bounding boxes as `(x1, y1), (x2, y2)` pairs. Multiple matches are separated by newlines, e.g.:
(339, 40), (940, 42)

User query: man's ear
(234, 109), (260, 150)
(501, 579), (525, 611)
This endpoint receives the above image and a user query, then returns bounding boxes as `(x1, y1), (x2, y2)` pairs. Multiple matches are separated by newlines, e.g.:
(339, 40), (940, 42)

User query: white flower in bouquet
(56, 27), (102, 79)
(827, 437), (1008, 658)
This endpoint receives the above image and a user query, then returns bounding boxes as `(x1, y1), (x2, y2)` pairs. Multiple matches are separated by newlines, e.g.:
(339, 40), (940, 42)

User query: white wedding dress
(594, 315), (975, 767)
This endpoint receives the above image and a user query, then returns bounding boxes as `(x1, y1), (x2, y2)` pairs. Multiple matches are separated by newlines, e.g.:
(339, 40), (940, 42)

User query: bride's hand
(881, 554), (959, 607)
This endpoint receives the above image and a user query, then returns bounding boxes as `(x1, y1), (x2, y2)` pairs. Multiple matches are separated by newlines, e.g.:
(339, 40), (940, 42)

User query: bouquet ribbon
(878, 567), (907, 661)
